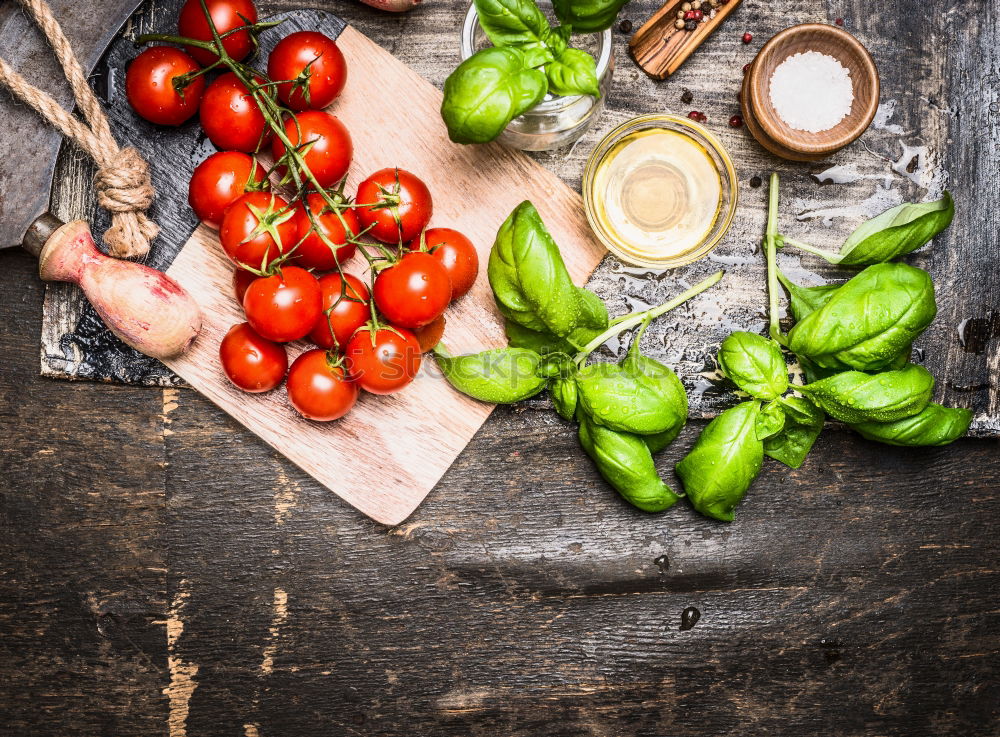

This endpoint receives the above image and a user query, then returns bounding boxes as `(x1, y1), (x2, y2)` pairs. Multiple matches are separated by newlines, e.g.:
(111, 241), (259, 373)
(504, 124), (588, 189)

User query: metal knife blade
(0, 0), (141, 250)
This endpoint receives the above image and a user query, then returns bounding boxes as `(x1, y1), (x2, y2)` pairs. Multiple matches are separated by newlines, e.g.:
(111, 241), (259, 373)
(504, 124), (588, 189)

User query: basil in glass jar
(459, 0), (614, 152)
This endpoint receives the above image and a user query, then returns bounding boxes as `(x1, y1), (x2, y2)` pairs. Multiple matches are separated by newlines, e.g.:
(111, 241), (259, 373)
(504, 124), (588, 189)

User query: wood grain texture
(38, 0), (1000, 439)
(629, 0), (744, 80)
(162, 24), (606, 524)
(4, 1), (999, 733)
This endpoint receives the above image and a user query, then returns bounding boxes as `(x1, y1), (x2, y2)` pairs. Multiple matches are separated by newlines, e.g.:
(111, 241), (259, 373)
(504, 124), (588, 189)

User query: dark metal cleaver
(0, 0), (201, 360)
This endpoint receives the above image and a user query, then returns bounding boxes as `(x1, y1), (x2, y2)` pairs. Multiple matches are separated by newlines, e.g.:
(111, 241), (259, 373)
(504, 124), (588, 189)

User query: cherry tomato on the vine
(355, 168), (432, 244)
(286, 349), (359, 421)
(309, 273), (371, 350)
(220, 191), (296, 268)
(373, 251), (451, 329)
(200, 72), (271, 152)
(126, 46), (204, 126)
(233, 268), (256, 304)
(189, 151), (265, 229)
(219, 322), (288, 393)
(178, 0), (258, 66)
(411, 228), (479, 300)
(243, 266), (322, 343)
(271, 110), (352, 189)
(412, 314), (446, 353)
(293, 193), (358, 270)
(267, 31), (347, 112)
(345, 326), (422, 395)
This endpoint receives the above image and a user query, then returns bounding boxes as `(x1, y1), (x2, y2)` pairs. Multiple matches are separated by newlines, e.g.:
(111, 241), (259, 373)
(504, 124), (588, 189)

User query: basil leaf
(542, 24), (571, 57)
(763, 396), (824, 469)
(552, 0), (632, 32)
(800, 364), (934, 424)
(675, 401), (764, 522)
(546, 48), (600, 98)
(472, 0), (550, 49)
(755, 400), (786, 440)
(777, 270), (840, 323)
(578, 415), (681, 513)
(434, 346), (548, 403)
(505, 319), (576, 355)
(441, 48), (548, 145)
(850, 403), (972, 447)
(488, 201), (583, 337)
(833, 193), (954, 266)
(550, 376), (578, 420)
(717, 331), (789, 400)
(642, 427), (681, 454)
(788, 263), (937, 372)
(576, 361), (686, 436)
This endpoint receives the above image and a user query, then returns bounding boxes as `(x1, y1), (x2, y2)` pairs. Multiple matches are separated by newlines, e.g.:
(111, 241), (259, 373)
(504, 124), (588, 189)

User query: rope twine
(0, 0), (158, 258)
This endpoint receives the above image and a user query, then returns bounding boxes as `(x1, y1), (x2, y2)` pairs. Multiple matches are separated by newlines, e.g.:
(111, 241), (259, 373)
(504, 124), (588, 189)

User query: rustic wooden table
(2, 1), (999, 735)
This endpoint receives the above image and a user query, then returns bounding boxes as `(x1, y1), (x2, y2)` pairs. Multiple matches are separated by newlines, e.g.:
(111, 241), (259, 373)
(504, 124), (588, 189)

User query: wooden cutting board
(160, 22), (605, 525)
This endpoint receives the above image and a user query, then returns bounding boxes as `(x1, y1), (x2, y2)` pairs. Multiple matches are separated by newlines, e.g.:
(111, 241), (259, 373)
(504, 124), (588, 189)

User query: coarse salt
(769, 51), (853, 133)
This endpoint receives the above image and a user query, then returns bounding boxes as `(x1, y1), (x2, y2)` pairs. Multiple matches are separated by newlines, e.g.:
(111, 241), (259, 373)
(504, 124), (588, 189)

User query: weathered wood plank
(38, 0), (1000, 435)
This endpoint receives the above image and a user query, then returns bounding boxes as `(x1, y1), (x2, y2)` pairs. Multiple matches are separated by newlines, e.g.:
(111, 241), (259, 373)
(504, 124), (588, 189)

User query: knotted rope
(0, 0), (157, 258)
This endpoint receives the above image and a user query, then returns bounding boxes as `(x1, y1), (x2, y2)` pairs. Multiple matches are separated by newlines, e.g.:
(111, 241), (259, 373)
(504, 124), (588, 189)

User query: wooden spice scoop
(630, 0), (743, 80)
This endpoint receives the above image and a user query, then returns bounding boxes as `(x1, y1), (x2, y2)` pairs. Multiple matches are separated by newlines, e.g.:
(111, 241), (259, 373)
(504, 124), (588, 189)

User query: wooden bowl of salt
(741, 23), (879, 162)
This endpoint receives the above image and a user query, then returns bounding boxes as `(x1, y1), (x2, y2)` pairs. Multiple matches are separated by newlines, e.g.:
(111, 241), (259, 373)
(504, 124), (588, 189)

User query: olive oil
(590, 128), (724, 262)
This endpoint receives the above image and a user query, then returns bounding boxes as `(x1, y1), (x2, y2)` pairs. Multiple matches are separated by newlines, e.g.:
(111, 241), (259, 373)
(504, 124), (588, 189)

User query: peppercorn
(684, 10), (696, 19)
(749, 175), (762, 188)
(681, 89), (693, 104)
(729, 114), (743, 128)
(681, 2), (691, 10)
(687, 110), (706, 122)
(685, 20), (697, 31)
(742, 63), (750, 74)
(675, 18), (685, 29)
(709, 0), (719, 6)
(835, 17), (844, 26)
(692, 9), (704, 20)
(677, 10), (685, 18)
(742, 32), (753, 43)
(618, 18), (633, 33)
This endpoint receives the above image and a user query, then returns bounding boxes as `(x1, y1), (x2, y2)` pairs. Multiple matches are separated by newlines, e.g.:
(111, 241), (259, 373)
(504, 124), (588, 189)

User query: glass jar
(459, 1), (614, 152)
(583, 114), (739, 269)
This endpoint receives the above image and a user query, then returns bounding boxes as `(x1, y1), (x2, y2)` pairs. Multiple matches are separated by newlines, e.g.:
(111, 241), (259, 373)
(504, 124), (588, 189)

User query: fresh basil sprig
(798, 364), (934, 424)
(781, 193), (954, 267)
(763, 397), (824, 469)
(675, 401), (764, 522)
(552, 0), (632, 32)
(442, 0), (614, 144)
(433, 346), (549, 403)
(787, 262), (937, 372)
(441, 47), (548, 145)
(578, 413), (681, 513)
(850, 403), (973, 447)
(717, 331), (789, 400)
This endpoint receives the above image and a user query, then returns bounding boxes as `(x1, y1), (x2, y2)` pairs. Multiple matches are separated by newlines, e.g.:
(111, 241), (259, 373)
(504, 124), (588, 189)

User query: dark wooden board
(38, 0), (1000, 436)
(4, 1), (1000, 735)
(4, 241), (1000, 734)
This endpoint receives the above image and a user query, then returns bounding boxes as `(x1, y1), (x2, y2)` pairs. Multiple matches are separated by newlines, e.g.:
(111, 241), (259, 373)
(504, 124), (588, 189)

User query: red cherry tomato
(243, 266), (322, 343)
(293, 193), (358, 270)
(373, 251), (451, 329)
(125, 46), (204, 126)
(286, 349), (359, 421)
(412, 314), (446, 353)
(200, 72), (271, 152)
(267, 31), (347, 111)
(271, 110), (352, 189)
(188, 151), (265, 229)
(219, 322), (288, 393)
(233, 268), (255, 303)
(309, 273), (371, 350)
(345, 326), (422, 395)
(411, 228), (479, 300)
(355, 168), (432, 243)
(178, 0), (258, 66)
(220, 191), (297, 268)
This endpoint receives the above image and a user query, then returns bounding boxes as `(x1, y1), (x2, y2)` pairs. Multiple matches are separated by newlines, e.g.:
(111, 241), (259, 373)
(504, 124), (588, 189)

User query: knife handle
(34, 219), (202, 360)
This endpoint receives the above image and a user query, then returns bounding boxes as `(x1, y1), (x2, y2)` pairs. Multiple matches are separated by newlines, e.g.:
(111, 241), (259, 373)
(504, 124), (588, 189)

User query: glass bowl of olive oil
(583, 114), (738, 269)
